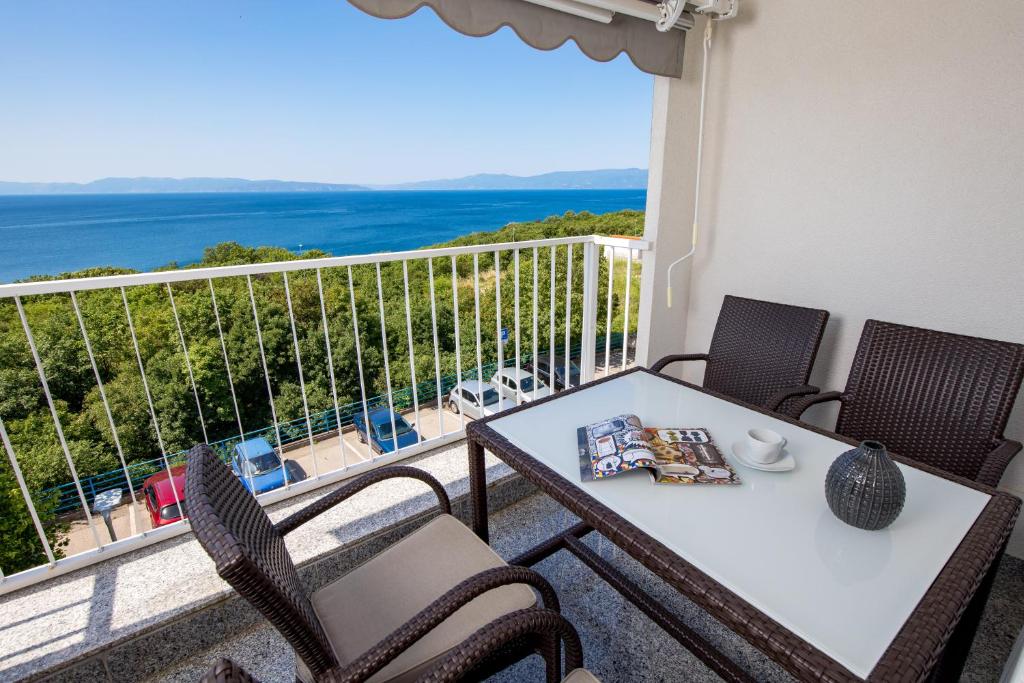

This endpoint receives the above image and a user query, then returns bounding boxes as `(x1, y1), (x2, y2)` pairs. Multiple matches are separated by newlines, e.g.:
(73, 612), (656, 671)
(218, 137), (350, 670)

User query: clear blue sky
(0, 1), (653, 185)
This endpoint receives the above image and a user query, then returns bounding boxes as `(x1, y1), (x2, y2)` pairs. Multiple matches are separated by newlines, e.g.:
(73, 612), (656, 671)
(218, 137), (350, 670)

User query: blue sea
(0, 190), (646, 283)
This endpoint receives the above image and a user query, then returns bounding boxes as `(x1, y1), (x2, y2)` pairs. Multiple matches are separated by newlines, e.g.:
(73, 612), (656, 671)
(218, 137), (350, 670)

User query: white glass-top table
(465, 369), (1019, 682)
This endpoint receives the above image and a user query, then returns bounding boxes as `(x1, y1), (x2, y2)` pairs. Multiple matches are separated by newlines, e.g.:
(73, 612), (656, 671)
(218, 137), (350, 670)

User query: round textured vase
(825, 440), (906, 530)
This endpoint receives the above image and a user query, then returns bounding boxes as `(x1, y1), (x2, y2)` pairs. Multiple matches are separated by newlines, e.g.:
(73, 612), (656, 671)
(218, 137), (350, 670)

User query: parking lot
(60, 401), (470, 555)
(60, 352), (633, 556)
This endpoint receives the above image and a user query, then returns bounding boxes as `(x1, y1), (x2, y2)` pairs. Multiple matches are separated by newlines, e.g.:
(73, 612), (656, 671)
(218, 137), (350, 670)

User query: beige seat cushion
(298, 514), (536, 683)
(563, 669), (601, 683)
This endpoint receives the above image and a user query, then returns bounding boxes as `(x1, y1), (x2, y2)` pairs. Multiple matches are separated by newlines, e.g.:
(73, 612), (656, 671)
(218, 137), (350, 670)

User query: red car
(142, 465), (187, 528)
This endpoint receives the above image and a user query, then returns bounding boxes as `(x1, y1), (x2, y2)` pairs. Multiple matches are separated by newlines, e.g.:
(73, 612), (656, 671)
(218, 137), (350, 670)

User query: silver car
(446, 380), (501, 420)
(489, 367), (552, 408)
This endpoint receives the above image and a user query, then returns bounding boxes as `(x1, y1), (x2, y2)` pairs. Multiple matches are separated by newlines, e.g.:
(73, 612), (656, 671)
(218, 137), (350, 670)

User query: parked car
(353, 408), (420, 454)
(525, 355), (581, 391)
(231, 437), (287, 495)
(142, 464), (187, 528)
(446, 380), (502, 420)
(489, 367), (551, 407)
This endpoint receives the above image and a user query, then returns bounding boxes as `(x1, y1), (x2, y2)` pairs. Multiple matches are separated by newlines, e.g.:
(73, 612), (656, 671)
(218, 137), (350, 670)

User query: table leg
(929, 545), (1005, 682)
(468, 437), (489, 542)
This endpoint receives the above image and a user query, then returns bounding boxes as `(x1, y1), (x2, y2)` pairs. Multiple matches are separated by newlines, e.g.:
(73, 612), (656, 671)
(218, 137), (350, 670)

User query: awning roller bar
(525, 0), (736, 30)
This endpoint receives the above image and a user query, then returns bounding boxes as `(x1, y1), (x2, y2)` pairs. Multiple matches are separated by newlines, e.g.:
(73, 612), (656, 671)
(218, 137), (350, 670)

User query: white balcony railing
(0, 234), (648, 595)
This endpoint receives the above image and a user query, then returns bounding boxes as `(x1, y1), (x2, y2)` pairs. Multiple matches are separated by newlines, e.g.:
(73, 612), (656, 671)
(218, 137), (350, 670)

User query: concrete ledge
(0, 442), (533, 683)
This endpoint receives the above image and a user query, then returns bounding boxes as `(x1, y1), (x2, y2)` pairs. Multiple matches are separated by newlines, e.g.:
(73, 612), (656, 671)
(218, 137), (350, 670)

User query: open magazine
(577, 414), (740, 485)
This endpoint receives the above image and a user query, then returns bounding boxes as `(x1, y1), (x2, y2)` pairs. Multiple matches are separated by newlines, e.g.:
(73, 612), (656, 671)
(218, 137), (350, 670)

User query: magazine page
(643, 428), (741, 485)
(577, 414), (657, 481)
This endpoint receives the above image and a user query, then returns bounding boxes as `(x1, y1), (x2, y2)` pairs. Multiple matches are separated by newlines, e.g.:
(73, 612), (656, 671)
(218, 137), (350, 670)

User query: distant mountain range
(374, 168), (648, 191)
(0, 169), (647, 195)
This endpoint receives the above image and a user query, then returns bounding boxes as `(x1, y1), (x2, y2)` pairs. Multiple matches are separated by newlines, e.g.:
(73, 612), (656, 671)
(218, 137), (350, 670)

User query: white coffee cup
(746, 428), (787, 464)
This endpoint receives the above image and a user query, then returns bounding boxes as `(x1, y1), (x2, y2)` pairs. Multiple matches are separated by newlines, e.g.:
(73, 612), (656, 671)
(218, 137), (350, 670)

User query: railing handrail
(0, 234), (648, 298)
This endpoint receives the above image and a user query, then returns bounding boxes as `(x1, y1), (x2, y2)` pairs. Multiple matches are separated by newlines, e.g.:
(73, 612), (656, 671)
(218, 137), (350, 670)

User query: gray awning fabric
(347, 0), (688, 77)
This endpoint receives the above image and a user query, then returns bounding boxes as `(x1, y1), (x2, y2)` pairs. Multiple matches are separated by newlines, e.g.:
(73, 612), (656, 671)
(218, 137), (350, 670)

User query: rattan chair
(791, 320), (1024, 487)
(416, 608), (589, 683)
(650, 295), (830, 416)
(186, 444), (563, 683)
(200, 609), (595, 683)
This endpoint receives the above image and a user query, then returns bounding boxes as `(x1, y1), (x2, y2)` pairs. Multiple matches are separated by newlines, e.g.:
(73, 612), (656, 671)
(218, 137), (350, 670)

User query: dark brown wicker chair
(186, 444), (563, 683)
(791, 319), (1024, 487)
(416, 608), (593, 683)
(650, 294), (829, 416)
(199, 609), (594, 683)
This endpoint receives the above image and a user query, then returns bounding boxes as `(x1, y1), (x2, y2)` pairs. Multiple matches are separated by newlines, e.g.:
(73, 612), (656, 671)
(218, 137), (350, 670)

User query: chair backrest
(703, 295), (829, 411)
(185, 444), (337, 677)
(837, 320), (1024, 482)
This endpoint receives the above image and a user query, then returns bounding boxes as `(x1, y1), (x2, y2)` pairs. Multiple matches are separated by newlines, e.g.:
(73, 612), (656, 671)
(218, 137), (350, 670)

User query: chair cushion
(298, 514), (536, 683)
(563, 669), (601, 683)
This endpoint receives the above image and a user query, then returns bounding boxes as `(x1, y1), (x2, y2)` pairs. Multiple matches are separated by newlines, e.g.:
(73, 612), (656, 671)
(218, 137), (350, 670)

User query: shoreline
(0, 190), (647, 283)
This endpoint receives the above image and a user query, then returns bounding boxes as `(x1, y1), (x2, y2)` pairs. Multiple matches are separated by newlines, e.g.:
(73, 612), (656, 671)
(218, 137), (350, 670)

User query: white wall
(644, 1), (1024, 554)
(635, 69), (703, 368)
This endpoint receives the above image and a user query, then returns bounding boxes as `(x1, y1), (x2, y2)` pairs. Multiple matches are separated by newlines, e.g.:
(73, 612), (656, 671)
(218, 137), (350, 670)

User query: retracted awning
(347, 0), (694, 77)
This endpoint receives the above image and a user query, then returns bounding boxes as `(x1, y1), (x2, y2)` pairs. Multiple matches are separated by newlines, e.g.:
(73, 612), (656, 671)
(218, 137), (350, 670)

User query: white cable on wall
(666, 17), (713, 308)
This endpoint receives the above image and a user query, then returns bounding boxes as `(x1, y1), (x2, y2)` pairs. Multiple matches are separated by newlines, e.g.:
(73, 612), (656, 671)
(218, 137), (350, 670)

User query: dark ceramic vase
(825, 440), (906, 530)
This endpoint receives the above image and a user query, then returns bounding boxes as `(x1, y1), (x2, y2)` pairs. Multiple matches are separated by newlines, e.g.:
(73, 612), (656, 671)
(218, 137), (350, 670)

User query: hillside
(377, 168), (647, 191)
(0, 169), (648, 195)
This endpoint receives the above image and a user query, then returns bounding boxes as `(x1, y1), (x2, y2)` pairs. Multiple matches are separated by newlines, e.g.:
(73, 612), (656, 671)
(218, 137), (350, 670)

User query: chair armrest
(200, 658), (260, 683)
(976, 439), (1023, 488)
(274, 465), (451, 536)
(650, 353), (708, 374)
(337, 566), (560, 682)
(790, 390), (845, 420)
(416, 608), (584, 683)
(766, 384), (820, 415)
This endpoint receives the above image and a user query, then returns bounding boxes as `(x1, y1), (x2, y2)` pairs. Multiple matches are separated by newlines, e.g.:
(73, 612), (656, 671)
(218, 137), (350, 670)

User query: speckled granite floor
(148, 492), (1024, 683)
(0, 442), (518, 682)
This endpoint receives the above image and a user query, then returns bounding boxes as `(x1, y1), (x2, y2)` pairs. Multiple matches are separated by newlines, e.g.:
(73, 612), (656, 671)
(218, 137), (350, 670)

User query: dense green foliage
(0, 208), (643, 573)
(0, 474), (66, 574)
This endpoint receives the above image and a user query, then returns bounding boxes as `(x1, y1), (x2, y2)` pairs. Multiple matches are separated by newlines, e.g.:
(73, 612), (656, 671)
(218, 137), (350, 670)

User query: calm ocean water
(0, 189), (646, 283)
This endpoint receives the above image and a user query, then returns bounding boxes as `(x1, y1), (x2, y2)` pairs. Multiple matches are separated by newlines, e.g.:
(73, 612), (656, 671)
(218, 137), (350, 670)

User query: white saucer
(731, 441), (796, 472)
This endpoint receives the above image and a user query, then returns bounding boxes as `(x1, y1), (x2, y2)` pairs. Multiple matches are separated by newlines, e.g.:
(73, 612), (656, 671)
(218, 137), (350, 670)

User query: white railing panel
(427, 259), (445, 436)
(70, 291), (139, 524)
(580, 241), (600, 381)
(318, 269), (349, 470)
(451, 256), (465, 433)
(0, 233), (648, 595)
(283, 272), (319, 478)
(246, 275), (288, 490)
(210, 279), (246, 441)
(375, 263), (400, 455)
(401, 261), (422, 446)
(513, 249), (522, 408)
(168, 283), (209, 443)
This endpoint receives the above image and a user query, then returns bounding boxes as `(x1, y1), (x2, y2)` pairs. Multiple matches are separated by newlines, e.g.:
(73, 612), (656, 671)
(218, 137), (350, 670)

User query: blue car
(231, 438), (287, 494)
(353, 409), (420, 454)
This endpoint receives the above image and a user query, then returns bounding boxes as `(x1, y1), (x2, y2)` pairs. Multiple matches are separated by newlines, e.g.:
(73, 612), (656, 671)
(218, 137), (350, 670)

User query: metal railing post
(580, 241), (601, 382)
